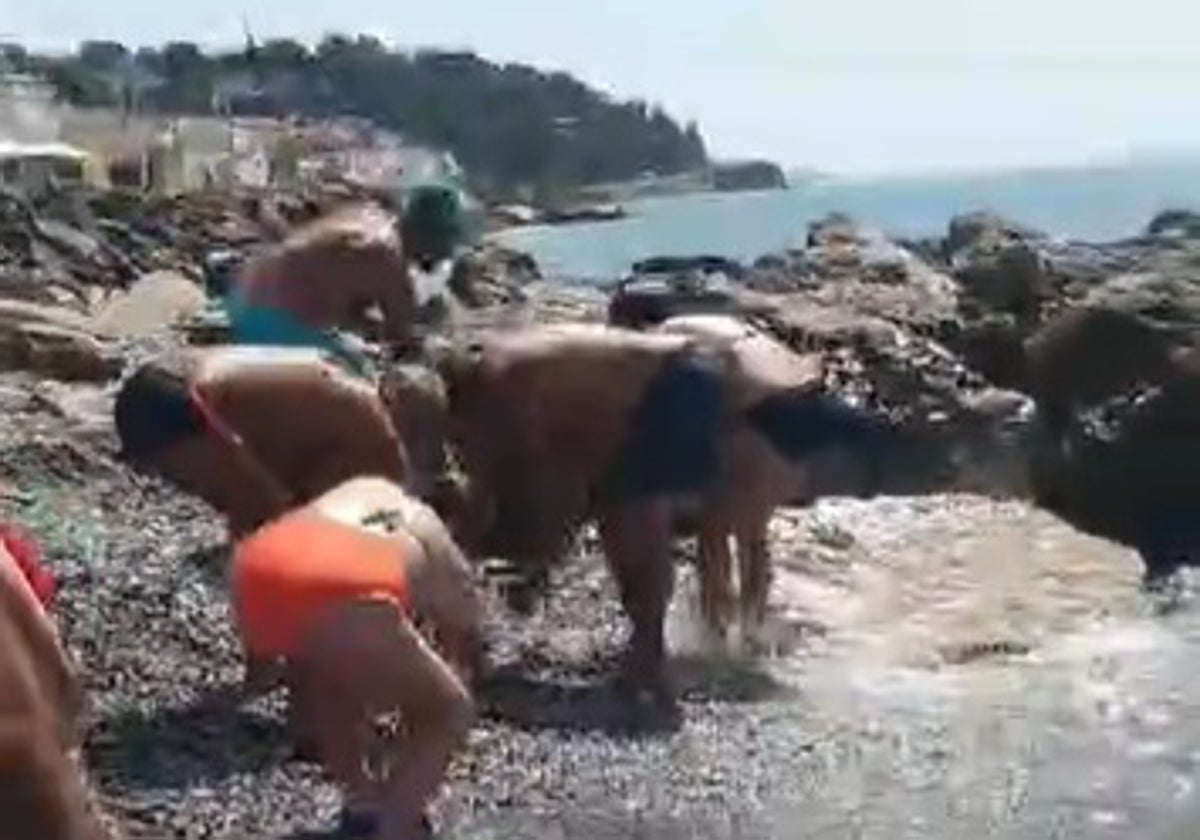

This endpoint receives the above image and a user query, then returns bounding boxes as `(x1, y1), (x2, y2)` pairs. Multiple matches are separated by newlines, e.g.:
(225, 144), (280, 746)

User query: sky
(1, 0), (1199, 176)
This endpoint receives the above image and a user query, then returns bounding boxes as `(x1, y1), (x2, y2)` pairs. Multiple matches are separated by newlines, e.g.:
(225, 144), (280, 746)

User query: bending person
(114, 346), (414, 539)
(231, 476), (481, 839)
(226, 203), (418, 371)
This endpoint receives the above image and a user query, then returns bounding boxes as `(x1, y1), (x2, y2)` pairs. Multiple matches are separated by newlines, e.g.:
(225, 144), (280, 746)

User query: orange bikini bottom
(232, 508), (412, 659)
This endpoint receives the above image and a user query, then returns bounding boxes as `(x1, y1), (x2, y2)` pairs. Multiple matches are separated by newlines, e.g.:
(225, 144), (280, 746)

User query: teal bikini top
(224, 295), (376, 379)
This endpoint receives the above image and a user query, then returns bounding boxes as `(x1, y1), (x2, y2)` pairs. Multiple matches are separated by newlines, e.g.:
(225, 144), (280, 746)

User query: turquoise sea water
(493, 158), (1200, 283)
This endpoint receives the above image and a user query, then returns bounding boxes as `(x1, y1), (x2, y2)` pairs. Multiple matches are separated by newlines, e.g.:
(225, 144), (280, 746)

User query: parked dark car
(607, 254), (750, 329)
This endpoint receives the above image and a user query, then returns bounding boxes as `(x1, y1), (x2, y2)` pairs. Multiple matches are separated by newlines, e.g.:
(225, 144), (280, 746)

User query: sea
(492, 157), (1200, 284)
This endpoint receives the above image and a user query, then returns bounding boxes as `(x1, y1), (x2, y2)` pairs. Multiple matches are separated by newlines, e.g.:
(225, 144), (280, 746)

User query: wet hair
(113, 364), (206, 461)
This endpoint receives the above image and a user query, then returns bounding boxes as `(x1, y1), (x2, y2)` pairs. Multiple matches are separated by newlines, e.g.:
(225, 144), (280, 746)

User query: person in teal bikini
(224, 294), (377, 377)
(224, 185), (468, 373)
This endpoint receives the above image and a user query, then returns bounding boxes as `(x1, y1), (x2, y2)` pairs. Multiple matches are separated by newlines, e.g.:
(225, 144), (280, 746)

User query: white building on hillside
(0, 74), (62, 145)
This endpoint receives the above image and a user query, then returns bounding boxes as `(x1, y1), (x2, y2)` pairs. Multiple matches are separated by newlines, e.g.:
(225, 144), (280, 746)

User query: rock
(0, 299), (93, 333)
(448, 245), (541, 309)
(1083, 270), (1200, 331)
(1027, 371), (1200, 581)
(490, 204), (541, 227)
(91, 271), (210, 339)
(0, 322), (117, 382)
(1146, 208), (1200, 238)
(789, 217), (960, 331)
(542, 203), (627, 225)
(944, 315), (1030, 391)
(805, 213), (862, 249)
(749, 296), (905, 352)
(952, 241), (1051, 317)
(710, 160), (788, 192)
(945, 211), (1041, 256)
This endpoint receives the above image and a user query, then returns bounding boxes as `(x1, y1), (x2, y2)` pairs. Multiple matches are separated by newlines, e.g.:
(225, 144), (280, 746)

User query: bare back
(234, 204), (416, 342)
(195, 348), (409, 500)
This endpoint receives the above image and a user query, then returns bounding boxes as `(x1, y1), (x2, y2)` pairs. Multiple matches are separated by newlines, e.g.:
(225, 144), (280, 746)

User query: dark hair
(114, 365), (206, 460)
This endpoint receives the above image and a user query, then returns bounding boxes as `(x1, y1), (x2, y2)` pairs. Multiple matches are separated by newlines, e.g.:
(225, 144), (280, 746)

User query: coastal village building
(0, 70), (478, 240)
(0, 74), (90, 196)
(0, 140), (89, 197)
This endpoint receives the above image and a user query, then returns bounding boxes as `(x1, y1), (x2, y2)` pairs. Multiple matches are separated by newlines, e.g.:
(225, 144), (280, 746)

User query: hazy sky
(2, 0), (1198, 175)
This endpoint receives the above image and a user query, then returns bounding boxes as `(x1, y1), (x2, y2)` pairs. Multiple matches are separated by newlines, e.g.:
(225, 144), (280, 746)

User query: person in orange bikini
(232, 476), (483, 839)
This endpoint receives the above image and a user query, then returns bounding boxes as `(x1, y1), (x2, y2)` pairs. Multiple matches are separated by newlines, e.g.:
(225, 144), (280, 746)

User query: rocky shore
(6, 188), (1200, 838)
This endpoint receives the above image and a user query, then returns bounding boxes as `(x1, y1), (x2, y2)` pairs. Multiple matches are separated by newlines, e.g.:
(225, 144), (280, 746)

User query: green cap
(402, 183), (466, 270)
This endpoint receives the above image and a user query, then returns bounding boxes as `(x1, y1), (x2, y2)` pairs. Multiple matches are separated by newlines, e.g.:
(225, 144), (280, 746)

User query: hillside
(0, 36), (709, 200)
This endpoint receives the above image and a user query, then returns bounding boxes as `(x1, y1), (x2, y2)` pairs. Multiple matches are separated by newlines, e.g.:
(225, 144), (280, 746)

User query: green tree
(32, 35), (711, 193)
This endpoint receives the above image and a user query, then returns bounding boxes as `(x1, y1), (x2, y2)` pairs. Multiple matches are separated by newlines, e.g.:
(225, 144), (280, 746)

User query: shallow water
(726, 496), (1200, 838)
(465, 495), (1200, 839)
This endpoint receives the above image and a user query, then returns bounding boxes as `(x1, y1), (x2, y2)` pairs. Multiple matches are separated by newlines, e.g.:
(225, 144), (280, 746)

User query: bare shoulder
(286, 203), (401, 252)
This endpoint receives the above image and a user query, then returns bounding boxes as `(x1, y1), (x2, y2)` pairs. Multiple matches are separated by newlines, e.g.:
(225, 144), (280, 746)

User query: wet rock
(1146, 208), (1200, 239)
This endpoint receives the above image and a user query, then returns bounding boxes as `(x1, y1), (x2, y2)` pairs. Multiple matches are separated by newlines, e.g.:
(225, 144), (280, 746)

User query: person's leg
(696, 522), (733, 644)
(734, 517), (772, 639)
(297, 599), (473, 835)
(598, 500), (677, 700)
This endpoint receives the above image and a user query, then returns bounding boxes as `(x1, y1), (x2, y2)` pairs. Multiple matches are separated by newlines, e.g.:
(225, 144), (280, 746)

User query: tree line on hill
(0, 36), (709, 200)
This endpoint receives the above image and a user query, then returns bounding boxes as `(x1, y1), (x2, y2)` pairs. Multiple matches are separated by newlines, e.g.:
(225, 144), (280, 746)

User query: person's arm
(0, 554), (83, 749)
(406, 505), (486, 687)
(190, 382), (294, 519)
(377, 258), (419, 352)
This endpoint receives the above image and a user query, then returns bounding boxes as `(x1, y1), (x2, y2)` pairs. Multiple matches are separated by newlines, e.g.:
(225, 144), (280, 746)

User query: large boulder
(945, 314), (1030, 391)
(0, 324), (115, 383)
(1027, 366), (1200, 582)
(1146, 208), (1200, 239)
(446, 245), (538, 309)
(743, 290), (1034, 499)
(0, 299), (118, 382)
(1083, 269), (1200, 333)
(945, 211), (1041, 257)
(952, 240), (1051, 318)
(773, 215), (962, 332)
(91, 271), (209, 339)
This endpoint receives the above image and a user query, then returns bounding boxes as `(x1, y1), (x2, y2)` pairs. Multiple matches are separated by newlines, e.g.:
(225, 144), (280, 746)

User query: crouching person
(114, 346), (410, 539)
(231, 476), (482, 839)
